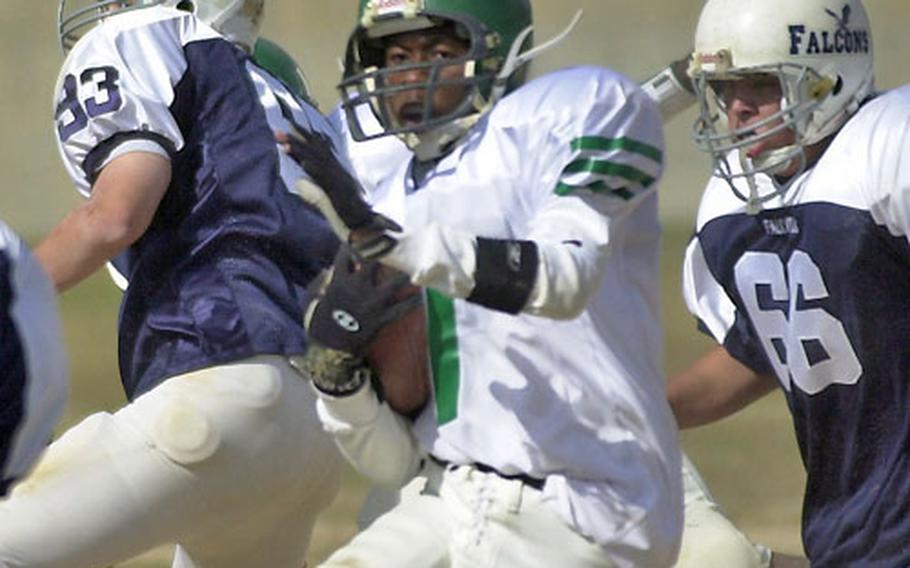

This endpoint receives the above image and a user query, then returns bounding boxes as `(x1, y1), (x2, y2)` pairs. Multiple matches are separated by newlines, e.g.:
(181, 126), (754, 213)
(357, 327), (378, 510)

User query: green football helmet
(58, 0), (265, 53)
(339, 0), (534, 160)
(252, 37), (315, 106)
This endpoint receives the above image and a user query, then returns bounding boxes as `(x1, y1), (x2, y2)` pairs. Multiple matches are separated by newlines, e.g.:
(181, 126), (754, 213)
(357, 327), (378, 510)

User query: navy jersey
(53, 8), (339, 398)
(0, 223), (68, 495)
(683, 86), (910, 566)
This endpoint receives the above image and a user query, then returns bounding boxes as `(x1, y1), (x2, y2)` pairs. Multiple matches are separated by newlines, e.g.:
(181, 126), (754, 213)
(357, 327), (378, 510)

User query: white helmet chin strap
(407, 9), (584, 162)
(750, 144), (802, 176)
(738, 144), (806, 214)
(489, 9), (583, 105)
(402, 113), (482, 162)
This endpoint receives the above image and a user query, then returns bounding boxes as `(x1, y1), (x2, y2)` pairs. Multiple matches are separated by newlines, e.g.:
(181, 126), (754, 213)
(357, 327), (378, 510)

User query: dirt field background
(1, 1), (905, 565)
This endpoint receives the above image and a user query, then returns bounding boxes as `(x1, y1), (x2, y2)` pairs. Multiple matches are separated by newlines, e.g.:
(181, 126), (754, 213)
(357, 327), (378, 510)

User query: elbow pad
(466, 238), (539, 314)
(640, 58), (696, 122)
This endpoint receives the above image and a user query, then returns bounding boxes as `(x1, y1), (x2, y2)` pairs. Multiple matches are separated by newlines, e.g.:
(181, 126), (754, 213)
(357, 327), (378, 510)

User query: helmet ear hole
(175, 0), (195, 12)
(832, 76), (844, 96)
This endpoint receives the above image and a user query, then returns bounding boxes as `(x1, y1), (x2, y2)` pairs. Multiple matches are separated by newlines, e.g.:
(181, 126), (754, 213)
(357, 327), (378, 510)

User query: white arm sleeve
(382, 74), (662, 320)
(381, 221), (477, 300)
(524, 195), (612, 318)
(865, 89), (910, 242)
(381, 197), (608, 320)
(314, 383), (423, 488)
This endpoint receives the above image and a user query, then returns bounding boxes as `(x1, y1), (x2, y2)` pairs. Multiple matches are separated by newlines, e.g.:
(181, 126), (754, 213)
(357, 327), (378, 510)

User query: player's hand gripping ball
(300, 246), (430, 411)
(303, 247), (415, 354)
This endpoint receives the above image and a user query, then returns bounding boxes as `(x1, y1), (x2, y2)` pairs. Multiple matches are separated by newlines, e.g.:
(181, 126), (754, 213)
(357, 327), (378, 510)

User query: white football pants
(674, 454), (771, 568)
(354, 453), (771, 568)
(0, 355), (343, 568)
(322, 459), (616, 568)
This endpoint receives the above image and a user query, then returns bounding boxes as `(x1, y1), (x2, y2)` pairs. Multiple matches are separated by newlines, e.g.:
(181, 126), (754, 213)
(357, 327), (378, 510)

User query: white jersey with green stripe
(368, 66), (682, 563)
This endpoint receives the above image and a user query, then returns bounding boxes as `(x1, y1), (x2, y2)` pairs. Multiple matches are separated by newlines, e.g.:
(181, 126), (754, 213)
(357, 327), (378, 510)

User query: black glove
(306, 246), (419, 355)
(291, 246), (420, 395)
(279, 126), (401, 260)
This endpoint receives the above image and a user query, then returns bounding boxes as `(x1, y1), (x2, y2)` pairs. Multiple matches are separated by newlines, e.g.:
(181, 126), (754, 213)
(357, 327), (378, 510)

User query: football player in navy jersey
(668, 0), (910, 565)
(0, 1), (344, 567)
(0, 222), (68, 498)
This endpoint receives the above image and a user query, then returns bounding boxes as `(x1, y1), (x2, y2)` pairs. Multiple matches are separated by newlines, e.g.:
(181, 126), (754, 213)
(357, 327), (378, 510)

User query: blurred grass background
(3, 0), (905, 565)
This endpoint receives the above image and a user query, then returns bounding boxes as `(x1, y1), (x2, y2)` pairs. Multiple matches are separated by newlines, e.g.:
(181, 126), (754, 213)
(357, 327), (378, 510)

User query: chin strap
(737, 147), (807, 215)
(489, 10), (584, 105)
(406, 10), (584, 162)
(401, 112), (482, 162)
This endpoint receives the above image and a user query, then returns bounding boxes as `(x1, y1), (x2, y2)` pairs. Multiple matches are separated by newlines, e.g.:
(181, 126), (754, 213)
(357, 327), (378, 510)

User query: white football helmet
(689, 0), (875, 209)
(58, 0), (264, 53)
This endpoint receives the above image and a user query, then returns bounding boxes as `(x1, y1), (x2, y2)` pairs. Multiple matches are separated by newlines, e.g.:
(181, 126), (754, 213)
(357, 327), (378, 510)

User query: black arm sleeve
(465, 238), (539, 314)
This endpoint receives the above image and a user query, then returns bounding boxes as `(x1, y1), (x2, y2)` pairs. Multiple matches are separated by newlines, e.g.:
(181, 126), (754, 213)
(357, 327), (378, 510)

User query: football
(366, 267), (431, 415)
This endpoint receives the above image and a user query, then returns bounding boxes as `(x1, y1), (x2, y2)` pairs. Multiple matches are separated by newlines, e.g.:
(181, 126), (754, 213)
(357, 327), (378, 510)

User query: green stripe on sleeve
(562, 158), (657, 188)
(570, 136), (663, 163)
(555, 181), (635, 200)
(425, 289), (460, 425)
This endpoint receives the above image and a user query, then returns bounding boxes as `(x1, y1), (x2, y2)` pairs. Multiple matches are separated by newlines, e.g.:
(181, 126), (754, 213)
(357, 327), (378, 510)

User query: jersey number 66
(735, 250), (863, 395)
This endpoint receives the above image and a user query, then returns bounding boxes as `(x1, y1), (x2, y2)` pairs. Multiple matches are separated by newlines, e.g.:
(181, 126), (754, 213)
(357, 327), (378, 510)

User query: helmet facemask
(59, 0), (164, 52)
(339, 12), (521, 162)
(688, 0), (876, 214)
(691, 55), (836, 211)
(58, 0), (263, 53)
(339, 1), (583, 163)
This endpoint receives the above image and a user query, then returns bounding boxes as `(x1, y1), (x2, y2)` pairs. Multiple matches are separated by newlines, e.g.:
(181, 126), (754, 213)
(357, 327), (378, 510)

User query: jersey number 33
(55, 66), (123, 142)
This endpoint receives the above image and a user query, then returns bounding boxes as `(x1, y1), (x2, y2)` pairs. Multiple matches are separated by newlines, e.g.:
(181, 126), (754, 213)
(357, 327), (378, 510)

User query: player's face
(103, 1), (131, 9)
(99, 0), (135, 14)
(382, 27), (470, 129)
(716, 75), (801, 177)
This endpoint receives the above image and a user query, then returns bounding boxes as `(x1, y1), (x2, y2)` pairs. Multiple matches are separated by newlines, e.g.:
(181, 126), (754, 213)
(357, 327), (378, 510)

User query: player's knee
(139, 359), (292, 466)
(149, 398), (220, 465)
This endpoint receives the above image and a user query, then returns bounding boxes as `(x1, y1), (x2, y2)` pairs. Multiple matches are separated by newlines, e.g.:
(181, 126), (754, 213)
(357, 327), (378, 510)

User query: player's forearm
(667, 345), (778, 428)
(508, 194), (617, 318)
(33, 205), (138, 292)
(35, 152), (170, 292)
(315, 382), (423, 488)
(381, 217), (606, 320)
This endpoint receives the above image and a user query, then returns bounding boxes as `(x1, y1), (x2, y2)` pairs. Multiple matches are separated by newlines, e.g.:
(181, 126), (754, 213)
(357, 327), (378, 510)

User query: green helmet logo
(361, 0), (423, 23)
(340, 0), (533, 159)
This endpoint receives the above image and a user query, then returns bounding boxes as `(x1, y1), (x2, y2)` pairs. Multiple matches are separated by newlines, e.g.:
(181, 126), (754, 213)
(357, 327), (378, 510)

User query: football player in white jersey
(668, 0), (910, 565)
(329, 41), (785, 568)
(281, 0), (684, 566)
(0, 222), (68, 498)
(0, 1), (345, 567)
